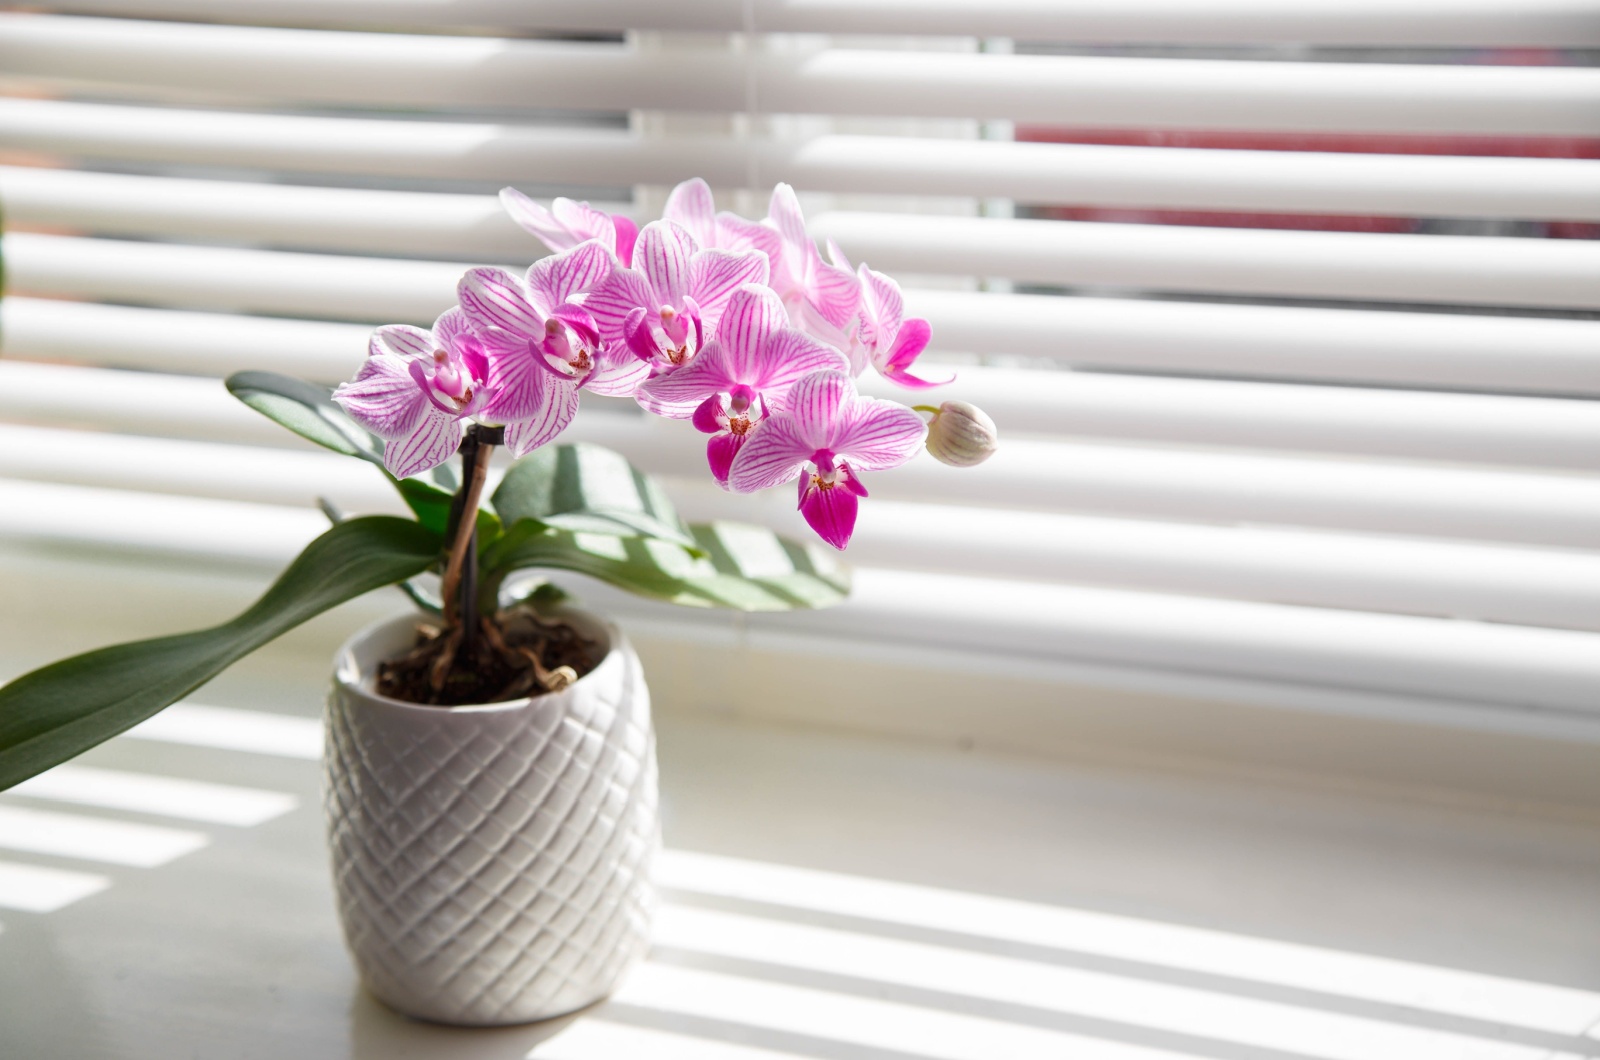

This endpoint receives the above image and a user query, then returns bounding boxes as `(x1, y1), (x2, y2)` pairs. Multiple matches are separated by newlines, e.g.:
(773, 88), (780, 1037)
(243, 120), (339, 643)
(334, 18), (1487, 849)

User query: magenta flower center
(540, 318), (592, 377)
(425, 348), (478, 411)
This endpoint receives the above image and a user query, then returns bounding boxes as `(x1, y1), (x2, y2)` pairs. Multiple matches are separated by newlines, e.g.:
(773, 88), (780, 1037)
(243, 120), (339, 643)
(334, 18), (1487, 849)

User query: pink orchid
(635, 284), (850, 488)
(812, 244), (950, 389)
(585, 220), (770, 377)
(333, 308), (491, 479)
(499, 187), (639, 267)
(763, 183), (861, 341)
(728, 370), (927, 550)
(457, 241), (641, 456)
(662, 178), (785, 264)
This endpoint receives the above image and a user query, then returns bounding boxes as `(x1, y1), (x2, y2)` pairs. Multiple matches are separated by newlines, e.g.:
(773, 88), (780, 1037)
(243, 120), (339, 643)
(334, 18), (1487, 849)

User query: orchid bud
(923, 401), (998, 467)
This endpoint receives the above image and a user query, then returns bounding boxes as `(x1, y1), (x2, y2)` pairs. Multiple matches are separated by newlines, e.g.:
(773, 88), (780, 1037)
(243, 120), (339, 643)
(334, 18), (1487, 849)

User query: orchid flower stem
(439, 428), (495, 649)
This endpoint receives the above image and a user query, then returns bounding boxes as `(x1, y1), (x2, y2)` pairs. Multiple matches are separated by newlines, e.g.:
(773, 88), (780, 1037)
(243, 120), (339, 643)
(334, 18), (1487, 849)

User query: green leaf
(493, 519), (850, 612)
(226, 370), (383, 464)
(0, 517), (442, 791)
(226, 369), (461, 519)
(492, 443), (696, 548)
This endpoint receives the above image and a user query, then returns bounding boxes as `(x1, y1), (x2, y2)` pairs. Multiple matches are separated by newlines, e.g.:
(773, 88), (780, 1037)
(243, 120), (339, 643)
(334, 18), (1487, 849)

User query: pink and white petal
(727, 414), (814, 494)
(611, 214), (638, 267)
(717, 212), (783, 266)
(859, 264), (905, 335)
(663, 178), (716, 249)
(370, 324), (434, 362)
(384, 406), (463, 479)
(715, 284), (788, 377)
(481, 345), (545, 423)
(691, 250), (771, 335)
(799, 479), (860, 551)
(584, 268), (657, 342)
(431, 307), (478, 356)
(706, 430), (745, 490)
(333, 353), (429, 438)
(528, 240), (615, 307)
(584, 347), (650, 397)
(781, 369), (856, 451)
(881, 366), (952, 390)
(634, 342), (735, 417)
(459, 267), (546, 336)
(755, 330), (851, 402)
(809, 257), (862, 330)
(636, 221), (696, 306)
(767, 183), (809, 252)
(834, 396), (928, 471)
(826, 238), (854, 273)
(502, 381), (580, 457)
(499, 187), (577, 251)
(550, 198), (617, 247)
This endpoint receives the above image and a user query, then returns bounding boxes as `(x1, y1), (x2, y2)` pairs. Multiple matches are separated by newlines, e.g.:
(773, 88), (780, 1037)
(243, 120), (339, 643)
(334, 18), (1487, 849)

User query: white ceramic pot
(324, 609), (658, 1026)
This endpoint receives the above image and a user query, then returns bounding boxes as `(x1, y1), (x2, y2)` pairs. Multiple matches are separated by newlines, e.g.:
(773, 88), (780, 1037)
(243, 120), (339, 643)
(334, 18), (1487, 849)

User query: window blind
(2, 4), (1597, 732)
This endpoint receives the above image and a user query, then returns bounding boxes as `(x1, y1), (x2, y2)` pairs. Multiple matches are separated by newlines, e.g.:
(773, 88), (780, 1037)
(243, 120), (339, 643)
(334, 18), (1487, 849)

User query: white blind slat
(6, 16), (1599, 134)
(10, 1), (1600, 46)
(812, 212), (1600, 309)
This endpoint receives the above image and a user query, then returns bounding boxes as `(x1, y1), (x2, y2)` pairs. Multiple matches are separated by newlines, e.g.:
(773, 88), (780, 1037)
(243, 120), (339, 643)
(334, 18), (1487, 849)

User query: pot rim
(332, 606), (621, 717)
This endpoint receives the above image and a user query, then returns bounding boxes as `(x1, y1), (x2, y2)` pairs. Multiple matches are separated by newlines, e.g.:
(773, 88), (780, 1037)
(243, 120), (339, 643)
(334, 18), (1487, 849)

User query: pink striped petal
(584, 346), (650, 397)
(528, 240), (614, 307)
(715, 285), (787, 377)
(717, 213), (783, 266)
(706, 430), (745, 490)
(727, 414), (813, 493)
(834, 396), (927, 471)
(826, 238), (854, 273)
(585, 268), (657, 343)
(798, 476), (860, 551)
(459, 267), (547, 335)
(860, 264), (905, 336)
(756, 331), (851, 404)
(334, 352), (429, 438)
(782, 370), (855, 451)
(502, 380), (580, 457)
(481, 337), (544, 423)
(692, 250), (770, 334)
(664, 178), (716, 249)
(611, 214), (638, 267)
(384, 406), (463, 478)
(431, 308), (476, 357)
(499, 187), (573, 251)
(810, 257), (861, 330)
(370, 324), (433, 362)
(693, 395), (726, 434)
(768, 183), (808, 252)
(637, 221), (695, 306)
(634, 341), (735, 418)
(551, 197), (618, 246)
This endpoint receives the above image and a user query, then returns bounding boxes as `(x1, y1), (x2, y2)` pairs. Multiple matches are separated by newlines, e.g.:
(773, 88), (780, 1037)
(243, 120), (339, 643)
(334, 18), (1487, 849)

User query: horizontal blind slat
(8, 2), (1600, 46)
(5, 321), (1597, 548)
(2, 424), (1596, 631)
(12, 271), (1600, 396)
(4, 477), (1597, 716)
(813, 212), (1600, 309)
(7, 16), (1599, 134)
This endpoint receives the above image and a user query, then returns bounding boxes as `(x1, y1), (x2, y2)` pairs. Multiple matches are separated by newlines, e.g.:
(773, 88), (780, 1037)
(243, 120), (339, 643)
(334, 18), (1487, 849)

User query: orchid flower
(809, 243), (950, 389)
(763, 183), (861, 341)
(585, 220), (770, 377)
(500, 187), (639, 267)
(333, 308), (491, 478)
(662, 178), (785, 264)
(635, 284), (850, 488)
(457, 241), (638, 456)
(728, 370), (927, 550)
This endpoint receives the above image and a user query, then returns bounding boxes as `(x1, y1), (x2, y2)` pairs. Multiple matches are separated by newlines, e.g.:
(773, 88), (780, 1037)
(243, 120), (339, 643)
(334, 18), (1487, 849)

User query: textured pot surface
(324, 610), (658, 1026)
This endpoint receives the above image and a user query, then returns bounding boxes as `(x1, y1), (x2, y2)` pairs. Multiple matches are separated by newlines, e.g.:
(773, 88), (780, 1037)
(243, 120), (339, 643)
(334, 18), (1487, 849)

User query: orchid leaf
(493, 443), (696, 549)
(225, 369), (459, 516)
(491, 518), (849, 612)
(0, 517), (441, 791)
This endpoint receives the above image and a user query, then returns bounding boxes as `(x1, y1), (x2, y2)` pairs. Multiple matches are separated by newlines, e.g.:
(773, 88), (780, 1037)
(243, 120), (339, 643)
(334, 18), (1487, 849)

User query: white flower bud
(924, 400), (998, 467)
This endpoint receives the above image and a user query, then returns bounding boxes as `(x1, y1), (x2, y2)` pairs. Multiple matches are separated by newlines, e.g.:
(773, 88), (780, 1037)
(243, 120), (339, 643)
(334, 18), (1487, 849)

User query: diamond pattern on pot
(325, 634), (658, 1026)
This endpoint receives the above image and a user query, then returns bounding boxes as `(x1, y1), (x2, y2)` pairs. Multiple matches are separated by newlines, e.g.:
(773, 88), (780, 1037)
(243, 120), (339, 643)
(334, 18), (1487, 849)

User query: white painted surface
(9, 766), (297, 827)
(122, 703), (324, 760)
(0, 806), (208, 868)
(0, 860), (110, 913)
